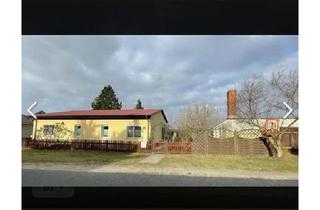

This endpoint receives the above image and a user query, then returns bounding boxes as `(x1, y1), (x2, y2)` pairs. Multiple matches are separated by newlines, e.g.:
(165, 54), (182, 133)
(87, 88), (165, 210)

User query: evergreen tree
(135, 99), (143, 109)
(91, 85), (122, 109)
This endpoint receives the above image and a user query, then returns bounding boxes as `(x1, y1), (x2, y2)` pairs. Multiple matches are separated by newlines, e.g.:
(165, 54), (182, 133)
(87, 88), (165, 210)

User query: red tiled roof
(37, 109), (161, 116)
(36, 109), (168, 122)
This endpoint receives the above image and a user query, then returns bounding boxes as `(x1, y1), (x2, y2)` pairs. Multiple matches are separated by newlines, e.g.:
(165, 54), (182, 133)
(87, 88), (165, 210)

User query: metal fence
(149, 142), (192, 154)
(26, 140), (139, 152)
(23, 139), (192, 154)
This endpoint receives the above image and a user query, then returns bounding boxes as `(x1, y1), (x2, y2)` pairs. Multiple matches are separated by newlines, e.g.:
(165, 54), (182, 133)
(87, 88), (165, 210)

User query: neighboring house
(22, 114), (33, 138)
(32, 109), (168, 144)
(214, 118), (298, 132)
(212, 90), (298, 138)
(36, 110), (46, 114)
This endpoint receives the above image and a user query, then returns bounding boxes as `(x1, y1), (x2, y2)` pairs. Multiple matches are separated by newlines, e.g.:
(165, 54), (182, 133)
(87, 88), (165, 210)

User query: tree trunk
(276, 145), (283, 158)
(267, 136), (283, 158)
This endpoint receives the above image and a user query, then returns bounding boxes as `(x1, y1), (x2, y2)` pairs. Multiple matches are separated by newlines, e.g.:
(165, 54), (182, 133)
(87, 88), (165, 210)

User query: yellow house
(32, 109), (168, 143)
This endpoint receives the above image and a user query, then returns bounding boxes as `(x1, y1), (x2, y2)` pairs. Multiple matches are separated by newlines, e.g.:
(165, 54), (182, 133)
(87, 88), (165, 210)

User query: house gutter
(33, 119), (37, 140)
(146, 115), (150, 141)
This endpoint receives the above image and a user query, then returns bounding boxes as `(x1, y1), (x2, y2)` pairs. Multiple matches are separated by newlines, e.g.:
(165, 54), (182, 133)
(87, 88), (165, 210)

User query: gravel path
(139, 154), (165, 164)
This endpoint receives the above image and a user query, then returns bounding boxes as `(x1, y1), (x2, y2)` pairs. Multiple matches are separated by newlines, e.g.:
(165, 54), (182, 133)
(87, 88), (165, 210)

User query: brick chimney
(227, 89), (237, 119)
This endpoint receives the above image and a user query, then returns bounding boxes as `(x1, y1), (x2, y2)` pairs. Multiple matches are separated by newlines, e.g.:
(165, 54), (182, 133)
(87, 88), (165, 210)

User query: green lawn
(22, 149), (148, 165)
(158, 151), (298, 173)
(22, 149), (298, 173)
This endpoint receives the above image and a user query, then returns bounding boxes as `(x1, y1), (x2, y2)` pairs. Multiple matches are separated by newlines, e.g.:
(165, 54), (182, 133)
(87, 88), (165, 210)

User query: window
(74, 125), (81, 138)
(127, 126), (141, 137)
(134, 126), (141, 137)
(127, 126), (134, 137)
(101, 125), (109, 137)
(43, 125), (54, 135)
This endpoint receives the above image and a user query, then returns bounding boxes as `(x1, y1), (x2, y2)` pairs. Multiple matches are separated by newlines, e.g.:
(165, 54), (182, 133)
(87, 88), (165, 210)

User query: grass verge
(158, 151), (298, 173)
(22, 149), (148, 165)
(23, 149), (298, 173)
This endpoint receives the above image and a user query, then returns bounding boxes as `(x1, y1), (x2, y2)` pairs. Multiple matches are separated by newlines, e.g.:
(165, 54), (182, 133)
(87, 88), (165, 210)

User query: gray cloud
(22, 35), (298, 124)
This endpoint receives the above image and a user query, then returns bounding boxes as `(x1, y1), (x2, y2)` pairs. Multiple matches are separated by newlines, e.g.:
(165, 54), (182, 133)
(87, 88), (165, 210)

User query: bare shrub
(175, 103), (222, 141)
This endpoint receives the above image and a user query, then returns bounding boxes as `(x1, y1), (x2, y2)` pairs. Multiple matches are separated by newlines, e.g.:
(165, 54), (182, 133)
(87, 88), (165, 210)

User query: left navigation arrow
(27, 101), (38, 119)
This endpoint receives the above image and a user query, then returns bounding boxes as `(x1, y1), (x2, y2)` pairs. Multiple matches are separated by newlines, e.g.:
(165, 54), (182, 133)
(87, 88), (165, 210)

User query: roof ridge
(67, 108), (160, 111)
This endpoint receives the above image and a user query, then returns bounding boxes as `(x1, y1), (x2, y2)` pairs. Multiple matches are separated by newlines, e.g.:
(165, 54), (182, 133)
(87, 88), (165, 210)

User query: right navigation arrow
(283, 101), (293, 119)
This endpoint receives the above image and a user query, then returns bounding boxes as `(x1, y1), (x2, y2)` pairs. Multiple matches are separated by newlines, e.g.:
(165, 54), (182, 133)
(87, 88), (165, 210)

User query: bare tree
(237, 68), (298, 157)
(175, 103), (222, 141)
(271, 68), (298, 114)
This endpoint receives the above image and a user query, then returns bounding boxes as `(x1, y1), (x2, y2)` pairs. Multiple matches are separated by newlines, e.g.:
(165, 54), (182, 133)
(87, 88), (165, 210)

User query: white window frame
(101, 125), (109, 137)
(74, 124), (81, 138)
(127, 125), (142, 138)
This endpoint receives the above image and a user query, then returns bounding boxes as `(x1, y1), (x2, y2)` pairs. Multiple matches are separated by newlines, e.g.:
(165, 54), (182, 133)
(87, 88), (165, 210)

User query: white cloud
(22, 35), (298, 124)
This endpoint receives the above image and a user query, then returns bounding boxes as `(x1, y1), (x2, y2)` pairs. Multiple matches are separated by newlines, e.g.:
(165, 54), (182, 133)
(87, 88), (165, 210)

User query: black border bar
(22, 0), (298, 35)
(22, 187), (298, 208)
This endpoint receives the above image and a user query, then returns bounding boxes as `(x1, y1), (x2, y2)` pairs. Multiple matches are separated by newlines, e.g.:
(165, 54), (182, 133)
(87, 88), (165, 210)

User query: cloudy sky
(22, 35), (298, 124)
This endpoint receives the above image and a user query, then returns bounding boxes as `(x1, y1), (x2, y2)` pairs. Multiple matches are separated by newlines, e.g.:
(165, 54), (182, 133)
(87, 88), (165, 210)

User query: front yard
(22, 149), (298, 173)
(22, 149), (148, 165)
(158, 151), (298, 173)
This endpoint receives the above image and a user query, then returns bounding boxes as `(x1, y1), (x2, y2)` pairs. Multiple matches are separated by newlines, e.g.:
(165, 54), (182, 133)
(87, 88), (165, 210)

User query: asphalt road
(22, 169), (298, 187)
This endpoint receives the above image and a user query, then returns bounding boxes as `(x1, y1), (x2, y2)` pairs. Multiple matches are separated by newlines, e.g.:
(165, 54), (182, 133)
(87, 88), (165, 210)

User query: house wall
(150, 112), (167, 140)
(22, 124), (33, 138)
(33, 119), (151, 142)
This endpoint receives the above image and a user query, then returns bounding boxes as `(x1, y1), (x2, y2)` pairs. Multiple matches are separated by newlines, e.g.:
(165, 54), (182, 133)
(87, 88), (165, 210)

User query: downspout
(33, 119), (37, 140)
(146, 115), (150, 141)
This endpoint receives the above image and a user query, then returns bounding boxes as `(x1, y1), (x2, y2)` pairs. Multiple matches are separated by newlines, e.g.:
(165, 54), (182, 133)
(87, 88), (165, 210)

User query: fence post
(233, 130), (238, 154)
(205, 131), (209, 154)
(71, 140), (74, 151)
